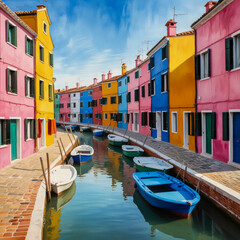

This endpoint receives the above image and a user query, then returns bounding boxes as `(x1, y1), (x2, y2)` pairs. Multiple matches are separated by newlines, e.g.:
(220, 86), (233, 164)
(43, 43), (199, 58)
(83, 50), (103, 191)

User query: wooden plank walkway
(0, 132), (77, 239)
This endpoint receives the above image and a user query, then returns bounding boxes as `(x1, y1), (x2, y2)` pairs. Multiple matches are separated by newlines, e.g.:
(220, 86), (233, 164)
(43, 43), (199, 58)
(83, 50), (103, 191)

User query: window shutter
(195, 112), (202, 136)
(25, 76), (28, 96)
(13, 71), (17, 94)
(166, 73), (169, 92)
(151, 79), (155, 95)
(190, 113), (195, 136)
(41, 81), (44, 99)
(30, 120), (34, 139)
(222, 112), (229, 141)
(141, 112), (144, 126)
(35, 119), (38, 139)
(135, 89), (139, 101)
(211, 112), (216, 139)
(24, 119), (28, 141)
(208, 49), (211, 78)
(225, 37), (233, 71)
(6, 69), (10, 92)
(148, 83), (151, 96)
(6, 20), (10, 42)
(25, 35), (27, 54)
(161, 75), (164, 92)
(166, 44), (169, 59)
(152, 112), (156, 129)
(2, 120), (10, 144)
(195, 55), (201, 80)
(30, 39), (34, 56)
(14, 26), (17, 47)
(127, 76), (130, 83)
(135, 71), (139, 79)
(150, 56), (154, 69)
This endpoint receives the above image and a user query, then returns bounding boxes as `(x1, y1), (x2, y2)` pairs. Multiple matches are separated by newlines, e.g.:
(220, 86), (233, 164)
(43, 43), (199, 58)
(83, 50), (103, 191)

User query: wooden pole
(46, 153), (51, 192)
(64, 124), (74, 147)
(69, 128), (77, 147)
(40, 157), (51, 201)
(60, 137), (68, 161)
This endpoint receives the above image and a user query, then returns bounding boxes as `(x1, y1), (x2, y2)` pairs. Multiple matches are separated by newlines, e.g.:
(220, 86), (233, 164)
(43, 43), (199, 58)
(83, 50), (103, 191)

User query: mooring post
(60, 137), (68, 161)
(69, 128), (77, 147)
(40, 157), (51, 201)
(64, 124), (74, 148)
(46, 153), (51, 192)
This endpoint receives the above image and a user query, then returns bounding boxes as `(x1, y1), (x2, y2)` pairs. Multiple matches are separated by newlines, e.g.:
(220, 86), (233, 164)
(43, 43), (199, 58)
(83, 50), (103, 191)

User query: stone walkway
(0, 131), (76, 239)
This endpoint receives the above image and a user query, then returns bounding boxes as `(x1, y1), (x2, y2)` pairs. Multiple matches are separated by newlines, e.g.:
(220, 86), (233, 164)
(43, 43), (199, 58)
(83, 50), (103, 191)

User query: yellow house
(169, 31), (195, 151)
(101, 72), (121, 127)
(17, 5), (54, 149)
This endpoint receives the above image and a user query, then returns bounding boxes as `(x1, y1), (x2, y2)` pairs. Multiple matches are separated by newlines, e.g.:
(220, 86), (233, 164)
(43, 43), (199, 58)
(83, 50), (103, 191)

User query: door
(184, 113), (189, 147)
(134, 113), (139, 132)
(156, 112), (161, 139)
(10, 120), (17, 160)
(206, 113), (212, 154)
(233, 113), (240, 164)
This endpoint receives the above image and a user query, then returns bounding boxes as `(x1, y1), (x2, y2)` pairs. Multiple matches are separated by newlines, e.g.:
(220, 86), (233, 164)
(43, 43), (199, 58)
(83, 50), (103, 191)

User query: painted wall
(150, 42), (169, 142)
(0, 9), (35, 168)
(118, 75), (128, 129)
(102, 80), (119, 127)
(169, 34), (195, 151)
(195, 0), (240, 163)
(92, 84), (102, 125)
(60, 93), (71, 122)
(54, 94), (60, 121)
(70, 91), (80, 123)
(80, 89), (93, 124)
(139, 59), (151, 135)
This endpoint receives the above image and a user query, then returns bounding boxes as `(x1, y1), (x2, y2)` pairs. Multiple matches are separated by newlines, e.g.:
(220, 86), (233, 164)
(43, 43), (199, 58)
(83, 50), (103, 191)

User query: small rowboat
(133, 171), (200, 217)
(108, 134), (128, 146)
(80, 126), (91, 132)
(133, 157), (173, 173)
(50, 165), (77, 195)
(62, 125), (78, 130)
(122, 145), (144, 158)
(93, 129), (104, 136)
(71, 145), (94, 164)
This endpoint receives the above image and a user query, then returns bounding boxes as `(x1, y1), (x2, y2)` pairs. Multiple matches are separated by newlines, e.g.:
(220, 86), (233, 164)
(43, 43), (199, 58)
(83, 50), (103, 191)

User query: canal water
(43, 131), (240, 240)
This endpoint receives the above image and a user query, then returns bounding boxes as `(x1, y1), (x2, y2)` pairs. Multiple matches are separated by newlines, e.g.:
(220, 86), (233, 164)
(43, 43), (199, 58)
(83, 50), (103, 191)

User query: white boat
(80, 126), (90, 132)
(133, 157), (174, 173)
(122, 145), (144, 157)
(71, 145), (94, 164)
(108, 134), (128, 146)
(50, 165), (77, 195)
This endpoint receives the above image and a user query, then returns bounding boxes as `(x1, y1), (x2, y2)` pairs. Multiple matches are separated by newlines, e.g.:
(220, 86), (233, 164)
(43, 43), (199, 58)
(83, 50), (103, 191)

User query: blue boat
(62, 125), (78, 131)
(71, 145), (94, 164)
(93, 129), (104, 136)
(133, 171), (200, 217)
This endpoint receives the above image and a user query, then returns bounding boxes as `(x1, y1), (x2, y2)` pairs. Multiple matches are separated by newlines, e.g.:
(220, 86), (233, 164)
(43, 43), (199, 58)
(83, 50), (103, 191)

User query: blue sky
(3, 0), (207, 89)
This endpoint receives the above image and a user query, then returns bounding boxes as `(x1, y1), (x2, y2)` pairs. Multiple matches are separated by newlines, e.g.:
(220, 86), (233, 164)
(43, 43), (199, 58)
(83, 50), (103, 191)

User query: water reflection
(74, 161), (94, 176)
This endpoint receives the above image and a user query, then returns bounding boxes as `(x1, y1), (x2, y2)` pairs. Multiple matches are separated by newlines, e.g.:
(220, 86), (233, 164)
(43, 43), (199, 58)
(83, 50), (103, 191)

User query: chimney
(205, 1), (217, 13)
(135, 55), (143, 67)
(122, 63), (127, 75)
(107, 70), (112, 79)
(37, 5), (46, 10)
(76, 82), (79, 88)
(102, 74), (105, 81)
(65, 86), (69, 91)
(93, 78), (98, 85)
(165, 19), (177, 37)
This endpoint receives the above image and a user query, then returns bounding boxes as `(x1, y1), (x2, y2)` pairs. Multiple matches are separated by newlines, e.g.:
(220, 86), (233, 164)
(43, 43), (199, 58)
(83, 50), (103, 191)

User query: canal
(43, 131), (240, 240)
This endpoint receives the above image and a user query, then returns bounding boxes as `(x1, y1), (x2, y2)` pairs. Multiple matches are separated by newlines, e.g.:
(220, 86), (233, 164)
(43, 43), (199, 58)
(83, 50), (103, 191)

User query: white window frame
(43, 21), (47, 34)
(139, 68), (142, 77)
(232, 31), (240, 69)
(39, 79), (44, 99)
(26, 75), (34, 98)
(200, 49), (209, 80)
(26, 35), (33, 57)
(171, 112), (178, 133)
(7, 20), (17, 48)
(7, 67), (17, 95)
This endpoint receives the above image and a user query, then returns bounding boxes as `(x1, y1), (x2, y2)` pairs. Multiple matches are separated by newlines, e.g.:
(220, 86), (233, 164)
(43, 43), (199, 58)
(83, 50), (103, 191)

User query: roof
(176, 30), (194, 36)
(15, 10), (37, 16)
(101, 75), (122, 83)
(0, 1), (37, 37)
(56, 86), (86, 95)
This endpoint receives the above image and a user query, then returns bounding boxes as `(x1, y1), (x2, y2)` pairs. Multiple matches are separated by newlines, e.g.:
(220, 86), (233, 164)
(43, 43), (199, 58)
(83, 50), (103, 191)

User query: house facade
(54, 92), (60, 121)
(92, 78), (102, 125)
(192, 0), (240, 164)
(0, 1), (37, 168)
(80, 87), (93, 124)
(17, 5), (55, 150)
(59, 89), (71, 122)
(70, 83), (82, 123)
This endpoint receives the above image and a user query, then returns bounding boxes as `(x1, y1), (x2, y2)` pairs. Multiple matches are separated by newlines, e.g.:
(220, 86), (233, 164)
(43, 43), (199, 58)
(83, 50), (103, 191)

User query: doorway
(233, 112), (240, 164)
(134, 113), (139, 132)
(156, 111), (161, 140)
(10, 120), (17, 160)
(184, 112), (190, 148)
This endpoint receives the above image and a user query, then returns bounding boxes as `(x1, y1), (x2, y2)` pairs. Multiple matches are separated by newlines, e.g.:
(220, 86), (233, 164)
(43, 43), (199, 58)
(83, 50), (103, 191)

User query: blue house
(117, 64), (128, 129)
(147, 38), (169, 142)
(80, 87), (93, 124)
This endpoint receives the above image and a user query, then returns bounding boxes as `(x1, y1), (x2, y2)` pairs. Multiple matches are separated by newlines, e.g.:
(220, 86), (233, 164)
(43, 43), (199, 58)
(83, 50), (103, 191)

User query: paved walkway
(0, 132), (76, 239)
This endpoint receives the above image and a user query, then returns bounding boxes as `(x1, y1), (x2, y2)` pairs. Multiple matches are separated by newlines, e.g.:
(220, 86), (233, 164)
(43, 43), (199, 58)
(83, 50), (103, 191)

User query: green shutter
(222, 112), (229, 141)
(13, 26), (17, 47)
(25, 35), (28, 54)
(30, 78), (35, 98)
(135, 71), (139, 79)
(30, 39), (34, 56)
(190, 113), (195, 136)
(195, 112), (202, 136)
(195, 55), (201, 80)
(49, 53), (53, 67)
(211, 112), (216, 139)
(14, 71), (17, 94)
(25, 76), (28, 96)
(24, 119), (28, 141)
(6, 20), (10, 42)
(49, 84), (53, 101)
(6, 69), (10, 92)
(225, 37), (233, 71)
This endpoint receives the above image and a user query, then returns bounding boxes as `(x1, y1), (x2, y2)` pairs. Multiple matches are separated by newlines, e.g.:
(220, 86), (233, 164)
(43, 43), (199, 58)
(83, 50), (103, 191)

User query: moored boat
(93, 129), (104, 136)
(50, 165), (77, 195)
(80, 126), (91, 132)
(133, 157), (173, 173)
(71, 145), (94, 164)
(107, 134), (128, 146)
(133, 171), (200, 217)
(122, 145), (144, 157)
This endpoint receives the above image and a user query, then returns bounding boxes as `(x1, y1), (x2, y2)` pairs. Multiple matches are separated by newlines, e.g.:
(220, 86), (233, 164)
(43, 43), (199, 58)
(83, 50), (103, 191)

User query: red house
(92, 77), (102, 125)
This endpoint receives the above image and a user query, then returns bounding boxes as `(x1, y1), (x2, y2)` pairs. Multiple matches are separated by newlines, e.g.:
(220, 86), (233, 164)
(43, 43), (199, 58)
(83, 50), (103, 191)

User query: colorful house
(0, 1), (37, 168)
(54, 91), (60, 121)
(80, 86), (93, 124)
(17, 5), (55, 149)
(117, 64), (128, 129)
(147, 36), (169, 141)
(101, 71), (121, 127)
(192, 0), (240, 164)
(92, 78), (102, 125)
(59, 87), (71, 122)
(166, 21), (196, 152)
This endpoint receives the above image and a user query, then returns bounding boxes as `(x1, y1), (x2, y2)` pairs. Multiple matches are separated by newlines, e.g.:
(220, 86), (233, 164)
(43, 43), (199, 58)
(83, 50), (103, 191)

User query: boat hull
(123, 150), (144, 158)
(135, 164), (170, 173)
(93, 130), (104, 136)
(109, 140), (125, 146)
(52, 180), (74, 195)
(72, 154), (92, 164)
(80, 127), (90, 132)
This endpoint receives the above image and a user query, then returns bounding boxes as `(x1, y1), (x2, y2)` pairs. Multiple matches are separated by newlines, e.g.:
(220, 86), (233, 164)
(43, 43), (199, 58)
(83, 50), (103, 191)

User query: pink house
(59, 86), (71, 122)
(192, 0), (240, 165)
(0, 1), (37, 169)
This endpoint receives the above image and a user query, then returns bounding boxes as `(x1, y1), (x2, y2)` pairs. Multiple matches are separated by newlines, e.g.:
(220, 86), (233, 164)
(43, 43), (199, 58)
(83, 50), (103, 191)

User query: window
(151, 79), (155, 96)
(127, 92), (131, 103)
(25, 76), (34, 98)
(99, 114), (102, 120)
(43, 21), (47, 34)
(40, 45), (44, 62)
(60, 114), (63, 118)
(0, 119), (10, 146)
(88, 114), (93, 118)
(134, 89), (139, 102)
(104, 113), (108, 119)
(172, 112), (177, 133)
(80, 102), (83, 108)
(118, 81), (122, 87)
(73, 114), (76, 118)
(149, 112), (156, 128)
(135, 71), (139, 79)
(59, 103), (64, 108)
(88, 101), (92, 107)
(6, 69), (17, 94)
(161, 73), (168, 93)
(24, 119), (35, 140)
(150, 56), (154, 69)
(162, 111), (169, 131)
(101, 97), (107, 105)
(73, 103), (76, 108)
(118, 113), (123, 122)
(80, 92), (83, 97)
(201, 50), (209, 79)
(111, 96), (116, 104)
(118, 95), (122, 104)
(141, 85), (145, 98)
(67, 103), (71, 108)
(25, 36), (34, 56)
(95, 113), (98, 119)
(108, 83), (111, 88)
(6, 20), (17, 47)
(141, 112), (148, 126)
(49, 84), (53, 101)
(67, 114), (70, 118)
(88, 91), (92, 96)
(124, 113), (128, 123)
(148, 83), (151, 97)
(127, 76), (130, 83)
(92, 100), (97, 107)
(49, 52), (53, 67)
(39, 80), (44, 99)
(162, 45), (168, 60)
(73, 94), (76, 97)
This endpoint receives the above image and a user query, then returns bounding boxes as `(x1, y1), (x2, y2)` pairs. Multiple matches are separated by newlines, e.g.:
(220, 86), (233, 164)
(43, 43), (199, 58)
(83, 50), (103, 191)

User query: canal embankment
(0, 131), (78, 240)
(59, 121), (240, 223)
